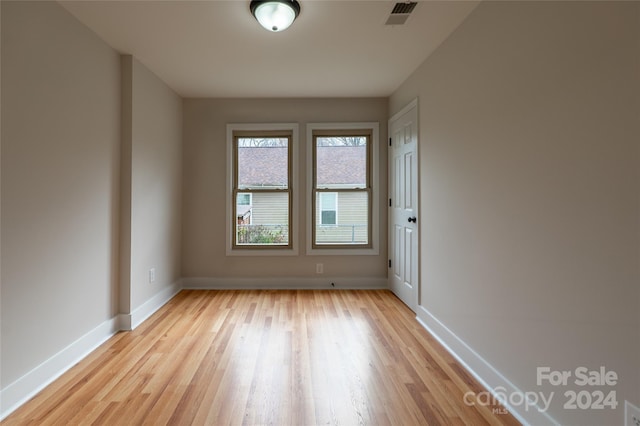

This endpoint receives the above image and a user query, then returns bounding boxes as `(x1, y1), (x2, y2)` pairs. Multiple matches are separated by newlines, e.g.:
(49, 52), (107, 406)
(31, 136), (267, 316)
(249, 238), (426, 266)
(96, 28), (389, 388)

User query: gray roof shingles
(238, 146), (366, 188)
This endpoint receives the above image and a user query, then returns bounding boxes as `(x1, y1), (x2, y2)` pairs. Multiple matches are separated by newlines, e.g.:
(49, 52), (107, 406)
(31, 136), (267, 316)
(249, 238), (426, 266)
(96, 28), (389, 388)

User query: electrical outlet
(149, 268), (156, 283)
(626, 401), (640, 426)
(316, 263), (323, 274)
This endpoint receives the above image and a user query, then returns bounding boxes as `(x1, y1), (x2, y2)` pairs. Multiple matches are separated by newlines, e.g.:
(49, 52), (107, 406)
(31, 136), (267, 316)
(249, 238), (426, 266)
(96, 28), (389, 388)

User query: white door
(389, 100), (419, 312)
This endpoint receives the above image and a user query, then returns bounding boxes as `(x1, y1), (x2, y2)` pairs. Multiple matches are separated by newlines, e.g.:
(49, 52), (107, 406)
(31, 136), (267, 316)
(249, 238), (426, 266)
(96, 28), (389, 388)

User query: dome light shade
(250, 0), (300, 32)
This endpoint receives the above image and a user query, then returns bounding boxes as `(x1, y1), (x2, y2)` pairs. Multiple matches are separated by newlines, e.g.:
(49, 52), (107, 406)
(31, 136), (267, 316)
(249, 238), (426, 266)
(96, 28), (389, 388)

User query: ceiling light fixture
(250, 0), (300, 32)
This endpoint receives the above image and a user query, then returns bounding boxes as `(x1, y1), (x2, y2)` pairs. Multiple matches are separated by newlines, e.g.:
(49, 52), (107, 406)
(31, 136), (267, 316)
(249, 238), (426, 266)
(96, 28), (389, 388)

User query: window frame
(226, 123), (299, 256)
(306, 122), (379, 255)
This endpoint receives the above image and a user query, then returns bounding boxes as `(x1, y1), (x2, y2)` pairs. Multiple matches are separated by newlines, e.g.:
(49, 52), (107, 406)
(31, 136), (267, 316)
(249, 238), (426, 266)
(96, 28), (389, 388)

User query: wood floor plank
(2, 290), (520, 425)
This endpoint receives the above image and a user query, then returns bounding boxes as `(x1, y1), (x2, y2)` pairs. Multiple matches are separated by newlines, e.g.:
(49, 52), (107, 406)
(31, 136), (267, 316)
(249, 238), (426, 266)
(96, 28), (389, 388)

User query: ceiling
(60, 0), (478, 98)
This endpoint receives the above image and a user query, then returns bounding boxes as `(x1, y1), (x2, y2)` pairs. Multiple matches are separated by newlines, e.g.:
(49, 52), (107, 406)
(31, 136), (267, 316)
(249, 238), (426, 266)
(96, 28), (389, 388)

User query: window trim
(226, 123), (299, 256)
(306, 122), (379, 256)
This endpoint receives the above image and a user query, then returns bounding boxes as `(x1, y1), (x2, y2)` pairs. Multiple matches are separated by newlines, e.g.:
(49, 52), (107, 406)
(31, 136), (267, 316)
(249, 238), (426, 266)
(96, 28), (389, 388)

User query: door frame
(388, 98), (420, 311)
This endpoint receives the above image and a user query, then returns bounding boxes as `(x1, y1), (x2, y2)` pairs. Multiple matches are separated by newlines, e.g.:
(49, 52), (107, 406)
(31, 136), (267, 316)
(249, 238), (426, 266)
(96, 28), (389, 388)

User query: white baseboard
(0, 316), (120, 420)
(1, 277), (386, 420)
(415, 305), (558, 426)
(119, 282), (182, 331)
(0, 281), (182, 420)
(180, 276), (388, 290)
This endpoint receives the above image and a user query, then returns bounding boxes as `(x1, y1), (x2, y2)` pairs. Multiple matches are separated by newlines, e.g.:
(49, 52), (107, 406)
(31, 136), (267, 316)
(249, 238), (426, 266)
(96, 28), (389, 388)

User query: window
(237, 193), (252, 206)
(227, 124), (298, 255)
(319, 192), (337, 225)
(308, 123), (379, 254)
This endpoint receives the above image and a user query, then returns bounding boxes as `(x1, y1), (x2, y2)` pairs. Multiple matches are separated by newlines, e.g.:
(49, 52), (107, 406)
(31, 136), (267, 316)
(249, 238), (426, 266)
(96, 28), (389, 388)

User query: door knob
(408, 217), (417, 223)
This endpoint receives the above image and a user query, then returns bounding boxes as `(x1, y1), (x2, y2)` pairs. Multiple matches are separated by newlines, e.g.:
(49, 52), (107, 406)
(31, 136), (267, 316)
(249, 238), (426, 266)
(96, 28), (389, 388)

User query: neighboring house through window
(236, 193), (252, 225)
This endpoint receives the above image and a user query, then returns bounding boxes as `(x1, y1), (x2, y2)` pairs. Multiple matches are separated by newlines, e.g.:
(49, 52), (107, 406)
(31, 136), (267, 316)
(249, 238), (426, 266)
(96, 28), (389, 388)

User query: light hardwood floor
(2, 290), (520, 425)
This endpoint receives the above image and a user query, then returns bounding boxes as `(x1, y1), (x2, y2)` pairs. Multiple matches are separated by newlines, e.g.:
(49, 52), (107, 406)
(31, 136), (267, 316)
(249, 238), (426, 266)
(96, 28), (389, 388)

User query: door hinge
(388, 259), (392, 268)
(389, 198), (392, 207)
(389, 137), (392, 146)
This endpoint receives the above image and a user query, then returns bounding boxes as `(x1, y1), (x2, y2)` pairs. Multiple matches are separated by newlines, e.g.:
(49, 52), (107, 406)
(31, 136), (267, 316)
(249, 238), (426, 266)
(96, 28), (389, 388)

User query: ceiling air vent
(385, 2), (417, 26)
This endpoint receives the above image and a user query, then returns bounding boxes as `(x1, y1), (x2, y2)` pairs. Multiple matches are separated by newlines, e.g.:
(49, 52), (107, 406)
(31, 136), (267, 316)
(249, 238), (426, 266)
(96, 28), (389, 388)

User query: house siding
(250, 192), (289, 225)
(315, 192), (368, 244)
(242, 191), (368, 244)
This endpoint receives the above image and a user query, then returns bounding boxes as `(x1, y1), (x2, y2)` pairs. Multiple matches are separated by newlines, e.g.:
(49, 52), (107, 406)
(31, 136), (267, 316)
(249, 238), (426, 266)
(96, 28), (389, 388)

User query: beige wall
(124, 56), (182, 311)
(1, 1), (182, 414)
(390, 2), (640, 424)
(1, 0), (120, 386)
(182, 98), (387, 279)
